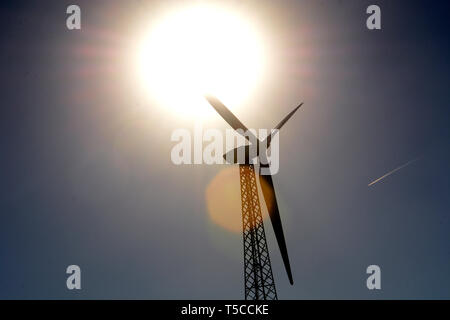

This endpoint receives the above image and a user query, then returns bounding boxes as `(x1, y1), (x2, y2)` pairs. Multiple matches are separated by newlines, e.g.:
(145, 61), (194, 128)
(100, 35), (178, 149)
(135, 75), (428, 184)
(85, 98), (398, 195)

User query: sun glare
(138, 5), (266, 119)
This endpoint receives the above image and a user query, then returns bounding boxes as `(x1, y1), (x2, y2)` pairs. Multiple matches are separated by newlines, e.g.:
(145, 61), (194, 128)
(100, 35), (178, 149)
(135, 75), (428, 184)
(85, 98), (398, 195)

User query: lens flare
(206, 167), (273, 232)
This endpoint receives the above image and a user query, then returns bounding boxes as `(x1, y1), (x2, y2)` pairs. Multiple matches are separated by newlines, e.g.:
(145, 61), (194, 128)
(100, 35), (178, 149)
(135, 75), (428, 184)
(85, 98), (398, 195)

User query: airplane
(205, 95), (303, 285)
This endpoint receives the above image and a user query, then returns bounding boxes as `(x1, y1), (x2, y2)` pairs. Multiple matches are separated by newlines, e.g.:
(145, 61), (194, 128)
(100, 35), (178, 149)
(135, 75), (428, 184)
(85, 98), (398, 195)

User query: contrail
(368, 158), (420, 187)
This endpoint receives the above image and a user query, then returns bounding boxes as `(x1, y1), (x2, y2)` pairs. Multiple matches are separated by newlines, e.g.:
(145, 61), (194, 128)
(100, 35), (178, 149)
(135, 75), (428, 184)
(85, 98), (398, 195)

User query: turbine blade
(205, 95), (258, 142)
(265, 103), (303, 148)
(258, 172), (294, 285)
(275, 103), (303, 130)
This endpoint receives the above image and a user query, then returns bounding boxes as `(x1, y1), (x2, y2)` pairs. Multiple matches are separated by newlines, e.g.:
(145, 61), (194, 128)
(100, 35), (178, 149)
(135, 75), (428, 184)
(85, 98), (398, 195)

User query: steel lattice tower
(239, 164), (278, 300)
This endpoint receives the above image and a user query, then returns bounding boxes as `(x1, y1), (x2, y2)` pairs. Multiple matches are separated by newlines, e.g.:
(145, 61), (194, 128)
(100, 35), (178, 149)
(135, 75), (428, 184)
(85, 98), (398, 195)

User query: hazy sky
(0, 0), (449, 299)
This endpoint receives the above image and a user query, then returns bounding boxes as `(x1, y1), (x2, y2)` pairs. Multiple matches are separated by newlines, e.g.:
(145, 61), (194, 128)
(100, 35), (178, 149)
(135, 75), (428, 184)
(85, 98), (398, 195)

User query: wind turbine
(205, 95), (302, 298)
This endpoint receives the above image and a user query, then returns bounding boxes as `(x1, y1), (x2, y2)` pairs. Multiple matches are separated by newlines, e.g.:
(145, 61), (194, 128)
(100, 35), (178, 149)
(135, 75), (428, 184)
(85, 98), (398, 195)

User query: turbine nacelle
(222, 142), (271, 166)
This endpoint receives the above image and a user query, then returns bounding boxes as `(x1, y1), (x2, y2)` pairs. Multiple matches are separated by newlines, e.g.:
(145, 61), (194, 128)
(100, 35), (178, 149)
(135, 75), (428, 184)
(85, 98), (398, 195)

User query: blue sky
(0, 0), (449, 299)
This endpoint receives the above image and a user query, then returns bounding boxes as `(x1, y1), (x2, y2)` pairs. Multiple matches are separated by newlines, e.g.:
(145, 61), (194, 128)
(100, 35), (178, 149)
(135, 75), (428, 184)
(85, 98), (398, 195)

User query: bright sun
(138, 5), (266, 119)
